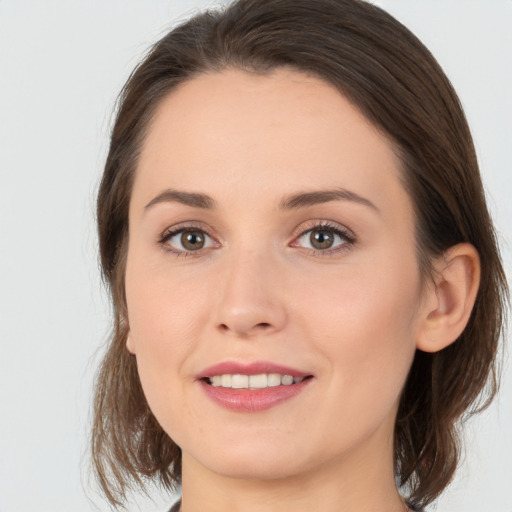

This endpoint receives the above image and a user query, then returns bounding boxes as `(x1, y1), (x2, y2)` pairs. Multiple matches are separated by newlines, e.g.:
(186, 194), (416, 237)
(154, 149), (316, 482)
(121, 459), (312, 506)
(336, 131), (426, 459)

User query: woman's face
(125, 68), (428, 481)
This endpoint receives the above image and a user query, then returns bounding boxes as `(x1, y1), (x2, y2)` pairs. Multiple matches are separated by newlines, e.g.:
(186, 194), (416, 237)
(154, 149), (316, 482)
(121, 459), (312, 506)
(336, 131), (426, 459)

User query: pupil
(311, 230), (333, 249)
(182, 231), (205, 250)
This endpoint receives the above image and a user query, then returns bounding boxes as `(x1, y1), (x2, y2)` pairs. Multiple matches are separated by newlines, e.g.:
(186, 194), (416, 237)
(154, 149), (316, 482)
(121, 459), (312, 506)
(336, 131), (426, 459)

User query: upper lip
(197, 361), (312, 379)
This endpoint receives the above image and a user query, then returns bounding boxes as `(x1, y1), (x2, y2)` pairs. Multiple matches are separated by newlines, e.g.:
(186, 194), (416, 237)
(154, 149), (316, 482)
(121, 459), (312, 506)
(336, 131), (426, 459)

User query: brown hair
(92, 0), (508, 508)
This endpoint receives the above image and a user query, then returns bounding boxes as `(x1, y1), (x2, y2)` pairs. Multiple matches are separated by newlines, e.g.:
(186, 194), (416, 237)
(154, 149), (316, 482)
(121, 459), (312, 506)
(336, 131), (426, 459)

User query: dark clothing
(169, 500), (181, 512)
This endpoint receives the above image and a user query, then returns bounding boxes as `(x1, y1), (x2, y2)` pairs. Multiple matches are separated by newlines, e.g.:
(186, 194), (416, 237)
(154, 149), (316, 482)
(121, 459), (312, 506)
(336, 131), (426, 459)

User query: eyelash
(292, 221), (356, 256)
(158, 221), (356, 258)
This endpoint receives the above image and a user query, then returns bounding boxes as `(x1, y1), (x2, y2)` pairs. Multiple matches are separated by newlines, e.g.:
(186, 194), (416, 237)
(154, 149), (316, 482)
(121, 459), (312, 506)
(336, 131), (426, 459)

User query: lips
(197, 361), (314, 412)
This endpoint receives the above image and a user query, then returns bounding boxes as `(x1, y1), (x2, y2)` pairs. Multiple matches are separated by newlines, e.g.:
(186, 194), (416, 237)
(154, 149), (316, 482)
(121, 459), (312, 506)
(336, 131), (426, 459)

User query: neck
(179, 418), (409, 512)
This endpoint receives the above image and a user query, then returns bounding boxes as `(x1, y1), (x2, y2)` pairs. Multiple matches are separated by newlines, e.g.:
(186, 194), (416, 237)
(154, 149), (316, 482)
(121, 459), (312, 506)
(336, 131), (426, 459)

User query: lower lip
(199, 378), (312, 412)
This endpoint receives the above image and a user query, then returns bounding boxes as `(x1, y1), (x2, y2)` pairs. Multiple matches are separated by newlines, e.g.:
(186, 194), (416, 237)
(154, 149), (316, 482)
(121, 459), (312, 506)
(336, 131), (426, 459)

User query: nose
(213, 247), (288, 338)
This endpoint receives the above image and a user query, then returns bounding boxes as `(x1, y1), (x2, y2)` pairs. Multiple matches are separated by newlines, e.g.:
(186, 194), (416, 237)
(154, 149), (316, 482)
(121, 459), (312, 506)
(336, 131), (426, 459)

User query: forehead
(132, 68), (409, 220)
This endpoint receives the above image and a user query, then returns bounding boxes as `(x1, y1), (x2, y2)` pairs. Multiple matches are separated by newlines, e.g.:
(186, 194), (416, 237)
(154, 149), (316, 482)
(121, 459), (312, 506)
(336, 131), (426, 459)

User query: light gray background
(0, 1), (510, 511)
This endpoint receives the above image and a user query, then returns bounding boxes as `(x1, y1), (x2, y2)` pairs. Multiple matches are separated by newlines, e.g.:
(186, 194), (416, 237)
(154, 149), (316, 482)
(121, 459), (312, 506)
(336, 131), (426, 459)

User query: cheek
(294, 256), (421, 410)
(124, 244), (237, 413)
(125, 249), (209, 350)
(125, 286), (204, 448)
(124, 253), (208, 417)
(296, 253), (421, 341)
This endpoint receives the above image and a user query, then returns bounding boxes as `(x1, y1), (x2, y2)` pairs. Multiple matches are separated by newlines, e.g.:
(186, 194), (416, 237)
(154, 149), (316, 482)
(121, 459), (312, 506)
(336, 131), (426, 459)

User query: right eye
(160, 227), (216, 255)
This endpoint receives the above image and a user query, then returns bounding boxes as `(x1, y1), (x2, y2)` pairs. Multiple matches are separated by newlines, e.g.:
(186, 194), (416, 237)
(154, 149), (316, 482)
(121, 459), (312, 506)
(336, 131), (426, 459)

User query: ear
(416, 243), (480, 353)
(126, 331), (136, 355)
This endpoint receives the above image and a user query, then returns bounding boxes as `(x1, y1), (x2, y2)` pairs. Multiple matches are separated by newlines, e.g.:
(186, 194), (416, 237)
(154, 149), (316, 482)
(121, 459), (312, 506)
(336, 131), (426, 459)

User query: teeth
(207, 373), (306, 389)
(232, 374), (249, 388)
(267, 373), (281, 387)
(281, 375), (294, 386)
(249, 374), (267, 388)
(221, 374), (232, 387)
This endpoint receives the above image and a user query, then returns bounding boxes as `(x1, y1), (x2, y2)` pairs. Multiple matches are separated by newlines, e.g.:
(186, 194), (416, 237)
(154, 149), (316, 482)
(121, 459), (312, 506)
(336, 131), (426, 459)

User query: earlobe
(416, 243), (481, 353)
(126, 332), (136, 354)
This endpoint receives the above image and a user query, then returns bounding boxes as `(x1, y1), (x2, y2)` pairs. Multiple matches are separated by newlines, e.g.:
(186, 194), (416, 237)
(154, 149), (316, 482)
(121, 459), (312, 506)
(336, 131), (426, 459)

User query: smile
(207, 373), (306, 389)
(198, 362), (314, 412)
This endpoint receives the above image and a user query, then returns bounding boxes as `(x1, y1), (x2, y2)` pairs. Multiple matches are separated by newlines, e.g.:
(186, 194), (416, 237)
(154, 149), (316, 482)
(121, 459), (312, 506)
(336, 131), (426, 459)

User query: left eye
(164, 229), (215, 252)
(295, 226), (351, 251)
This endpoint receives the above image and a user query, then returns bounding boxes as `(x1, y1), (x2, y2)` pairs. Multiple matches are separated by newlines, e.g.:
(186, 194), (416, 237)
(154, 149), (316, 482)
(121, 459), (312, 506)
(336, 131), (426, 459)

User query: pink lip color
(200, 378), (311, 412)
(197, 361), (313, 412)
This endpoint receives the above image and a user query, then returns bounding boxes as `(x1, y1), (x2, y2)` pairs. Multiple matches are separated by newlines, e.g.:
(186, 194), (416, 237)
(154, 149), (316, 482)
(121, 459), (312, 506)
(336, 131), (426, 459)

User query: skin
(125, 68), (480, 512)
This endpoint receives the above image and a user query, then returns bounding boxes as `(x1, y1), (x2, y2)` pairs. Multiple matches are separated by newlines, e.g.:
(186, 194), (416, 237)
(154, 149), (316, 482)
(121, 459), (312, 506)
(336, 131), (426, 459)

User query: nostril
(219, 322), (270, 329)
(217, 321), (273, 335)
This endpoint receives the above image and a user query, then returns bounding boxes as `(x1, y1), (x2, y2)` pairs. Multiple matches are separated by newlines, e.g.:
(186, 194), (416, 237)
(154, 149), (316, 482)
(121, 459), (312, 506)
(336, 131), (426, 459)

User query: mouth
(197, 361), (314, 412)
(203, 373), (312, 389)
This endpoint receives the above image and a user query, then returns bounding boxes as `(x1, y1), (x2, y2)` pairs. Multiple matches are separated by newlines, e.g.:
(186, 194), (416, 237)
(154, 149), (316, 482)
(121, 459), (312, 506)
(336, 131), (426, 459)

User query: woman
(91, 1), (508, 511)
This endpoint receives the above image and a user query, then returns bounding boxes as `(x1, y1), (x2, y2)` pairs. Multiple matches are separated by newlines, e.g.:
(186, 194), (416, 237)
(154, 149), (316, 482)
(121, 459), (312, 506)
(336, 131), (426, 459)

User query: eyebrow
(279, 188), (379, 212)
(145, 189), (217, 210)
(144, 187), (378, 213)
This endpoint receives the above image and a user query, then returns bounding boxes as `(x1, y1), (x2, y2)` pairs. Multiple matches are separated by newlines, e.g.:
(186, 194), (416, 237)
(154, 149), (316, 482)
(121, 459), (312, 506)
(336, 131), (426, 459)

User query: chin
(210, 457), (306, 481)
(184, 438), (314, 481)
